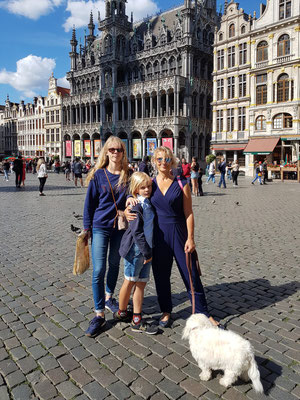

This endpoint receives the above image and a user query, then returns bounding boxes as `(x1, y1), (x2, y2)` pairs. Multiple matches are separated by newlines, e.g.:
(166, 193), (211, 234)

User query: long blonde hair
(36, 157), (45, 171)
(129, 172), (152, 198)
(85, 136), (129, 187)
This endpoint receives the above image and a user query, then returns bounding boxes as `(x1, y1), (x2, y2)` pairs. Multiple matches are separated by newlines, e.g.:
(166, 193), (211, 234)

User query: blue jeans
(206, 174), (215, 183)
(218, 172), (226, 188)
(91, 227), (124, 312)
(4, 170), (9, 180)
(252, 174), (262, 184)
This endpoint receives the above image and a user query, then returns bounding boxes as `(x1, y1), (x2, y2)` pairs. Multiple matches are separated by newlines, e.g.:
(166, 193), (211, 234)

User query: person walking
(114, 172), (158, 334)
(3, 160), (10, 181)
(218, 158), (227, 188)
(206, 161), (216, 183)
(190, 157), (199, 196)
(126, 147), (223, 329)
(181, 158), (191, 188)
(74, 158), (84, 187)
(65, 161), (71, 181)
(13, 155), (23, 188)
(198, 167), (204, 196)
(37, 158), (48, 196)
(263, 159), (268, 184)
(252, 162), (263, 185)
(83, 137), (130, 338)
(21, 159), (26, 186)
(232, 160), (240, 186)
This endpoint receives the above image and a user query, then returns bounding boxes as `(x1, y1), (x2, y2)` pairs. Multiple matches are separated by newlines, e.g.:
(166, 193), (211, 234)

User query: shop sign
(132, 139), (142, 159)
(84, 140), (91, 157)
(94, 140), (101, 157)
(147, 138), (157, 156)
(65, 140), (72, 157)
(281, 137), (300, 141)
(74, 140), (81, 157)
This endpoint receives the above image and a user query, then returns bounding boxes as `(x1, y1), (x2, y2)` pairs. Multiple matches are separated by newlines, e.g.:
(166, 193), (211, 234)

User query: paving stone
(57, 354), (80, 372)
(130, 377), (157, 399)
(144, 354), (169, 371)
(56, 381), (82, 400)
(34, 377), (58, 400)
(4, 337), (20, 350)
(69, 367), (93, 387)
(124, 355), (147, 372)
(115, 365), (138, 385)
(70, 346), (90, 361)
(180, 378), (208, 397)
(46, 367), (68, 385)
(0, 358), (18, 376)
(9, 346), (28, 361)
(38, 355), (60, 372)
(0, 386), (10, 400)
(161, 365), (187, 383)
(27, 344), (48, 360)
(16, 356), (38, 374)
(101, 354), (123, 372)
(82, 382), (109, 400)
(92, 366), (118, 387)
(107, 380), (134, 399)
(6, 369), (26, 388)
(11, 384), (33, 400)
(157, 378), (186, 399)
(0, 347), (9, 361)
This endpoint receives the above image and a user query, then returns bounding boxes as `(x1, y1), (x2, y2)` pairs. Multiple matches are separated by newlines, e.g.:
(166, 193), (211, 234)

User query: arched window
(140, 65), (145, 81)
(279, 0), (291, 20)
(161, 58), (168, 76)
(278, 34), (290, 56)
(177, 56), (182, 75)
(145, 39), (151, 50)
(219, 33), (223, 41)
(153, 61), (159, 77)
(273, 113), (292, 129)
(257, 41), (268, 62)
(146, 63), (152, 79)
(241, 25), (246, 34)
(160, 35), (166, 45)
(169, 57), (176, 74)
(277, 74), (290, 102)
(256, 116), (266, 130)
(229, 24), (235, 38)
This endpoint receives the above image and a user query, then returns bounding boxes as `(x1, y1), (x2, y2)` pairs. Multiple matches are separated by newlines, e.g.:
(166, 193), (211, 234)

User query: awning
(243, 138), (280, 155)
(211, 144), (247, 151)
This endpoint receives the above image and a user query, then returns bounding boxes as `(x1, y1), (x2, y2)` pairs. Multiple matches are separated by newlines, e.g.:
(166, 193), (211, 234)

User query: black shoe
(131, 320), (158, 335)
(159, 317), (172, 328)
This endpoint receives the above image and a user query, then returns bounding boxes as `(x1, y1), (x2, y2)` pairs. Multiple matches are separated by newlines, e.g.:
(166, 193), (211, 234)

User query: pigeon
(71, 224), (82, 234)
(73, 212), (83, 219)
(211, 199), (216, 204)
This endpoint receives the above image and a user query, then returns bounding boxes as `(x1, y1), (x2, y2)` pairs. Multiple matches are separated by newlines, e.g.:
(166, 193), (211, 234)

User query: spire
(224, 0), (228, 14)
(88, 11), (95, 37)
(70, 25), (77, 46)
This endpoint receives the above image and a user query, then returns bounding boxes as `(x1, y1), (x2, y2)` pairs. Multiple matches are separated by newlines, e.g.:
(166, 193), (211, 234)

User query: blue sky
(0, 0), (263, 105)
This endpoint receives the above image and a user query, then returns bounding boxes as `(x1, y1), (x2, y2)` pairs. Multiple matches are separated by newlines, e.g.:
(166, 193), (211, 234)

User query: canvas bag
(73, 231), (90, 275)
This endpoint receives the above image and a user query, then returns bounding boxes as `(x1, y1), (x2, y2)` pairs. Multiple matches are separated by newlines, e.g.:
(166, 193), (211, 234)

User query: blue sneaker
(85, 316), (106, 337)
(105, 298), (119, 313)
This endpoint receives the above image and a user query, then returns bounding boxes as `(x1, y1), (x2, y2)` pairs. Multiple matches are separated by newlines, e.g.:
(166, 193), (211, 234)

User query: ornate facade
(17, 96), (46, 158)
(212, 0), (300, 175)
(3, 97), (18, 156)
(62, 0), (219, 162)
(44, 74), (70, 160)
(0, 106), (5, 156)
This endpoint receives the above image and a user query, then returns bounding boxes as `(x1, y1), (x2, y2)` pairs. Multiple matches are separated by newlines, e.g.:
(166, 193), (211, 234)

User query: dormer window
(279, 0), (291, 20)
(241, 25), (246, 34)
(161, 35), (166, 45)
(219, 33), (223, 41)
(229, 23), (235, 38)
(145, 39), (151, 50)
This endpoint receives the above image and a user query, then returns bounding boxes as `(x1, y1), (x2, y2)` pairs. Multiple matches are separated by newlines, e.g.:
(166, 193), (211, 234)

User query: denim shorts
(124, 244), (151, 282)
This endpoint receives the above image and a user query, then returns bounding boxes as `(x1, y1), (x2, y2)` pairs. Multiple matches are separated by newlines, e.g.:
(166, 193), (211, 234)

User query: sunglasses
(156, 157), (172, 164)
(108, 148), (124, 154)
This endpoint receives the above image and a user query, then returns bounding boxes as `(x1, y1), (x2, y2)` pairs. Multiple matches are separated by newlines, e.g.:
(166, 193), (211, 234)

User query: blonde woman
(83, 136), (129, 337)
(127, 146), (223, 329)
(37, 158), (47, 196)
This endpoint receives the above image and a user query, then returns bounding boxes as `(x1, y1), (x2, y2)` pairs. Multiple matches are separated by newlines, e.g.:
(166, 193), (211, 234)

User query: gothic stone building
(62, 0), (219, 163)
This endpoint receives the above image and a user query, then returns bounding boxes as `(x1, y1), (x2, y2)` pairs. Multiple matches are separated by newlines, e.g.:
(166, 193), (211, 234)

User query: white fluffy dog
(182, 314), (263, 393)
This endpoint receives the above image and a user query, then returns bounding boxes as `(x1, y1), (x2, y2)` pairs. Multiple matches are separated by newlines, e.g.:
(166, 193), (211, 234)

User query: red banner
(162, 138), (173, 151)
(65, 140), (72, 157)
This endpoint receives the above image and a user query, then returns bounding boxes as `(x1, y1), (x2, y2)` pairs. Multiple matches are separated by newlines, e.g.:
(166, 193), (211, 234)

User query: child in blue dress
(115, 172), (158, 334)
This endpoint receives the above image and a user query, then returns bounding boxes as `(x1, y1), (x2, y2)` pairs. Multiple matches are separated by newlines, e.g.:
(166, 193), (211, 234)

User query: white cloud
(0, 55), (56, 98)
(0, 0), (64, 20)
(63, 0), (159, 32)
(57, 76), (70, 88)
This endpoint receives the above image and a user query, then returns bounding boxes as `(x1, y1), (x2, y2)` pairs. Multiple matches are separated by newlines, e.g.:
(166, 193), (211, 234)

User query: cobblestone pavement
(0, 172), (299, 400)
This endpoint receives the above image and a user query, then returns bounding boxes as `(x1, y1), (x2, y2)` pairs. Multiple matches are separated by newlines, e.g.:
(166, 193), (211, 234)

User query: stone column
(128, 134), (133, 160)
(80, 138), (84, 159)
(150, 95), (153, 118)
(96, 103), (98, 123)
(135, 97), (138, 119)
(128, 98), (131, 120)
(122, 99), (125, 121)
(91, 139), (94, 165)
(157, 93), (161, 117)
(142, 137), (146, 158)
(62, 139), (65, 161)
(166, 93), (169, 116)
(142, 96), (145, 119)
(234, 151), (238, 161)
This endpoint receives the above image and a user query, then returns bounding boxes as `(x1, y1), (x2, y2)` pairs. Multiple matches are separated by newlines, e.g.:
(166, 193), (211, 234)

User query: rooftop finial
(224, 0), (228, 14)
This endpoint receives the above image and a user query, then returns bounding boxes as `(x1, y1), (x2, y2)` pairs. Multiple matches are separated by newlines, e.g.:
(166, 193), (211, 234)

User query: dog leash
(186, 251), (202, 314)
